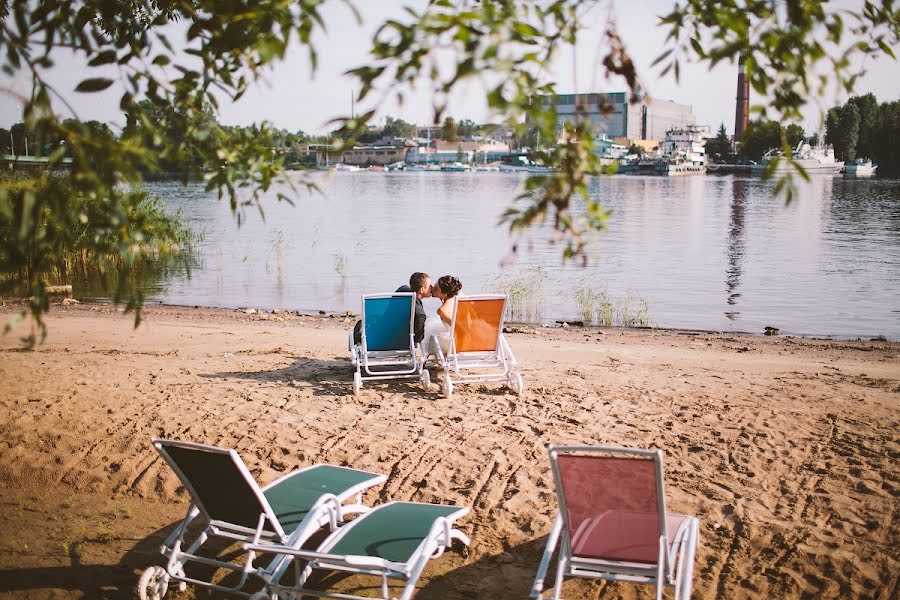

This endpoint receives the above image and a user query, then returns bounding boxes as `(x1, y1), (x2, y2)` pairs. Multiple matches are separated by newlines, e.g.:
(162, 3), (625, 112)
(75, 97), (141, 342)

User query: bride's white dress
(423, 314), (450, 357)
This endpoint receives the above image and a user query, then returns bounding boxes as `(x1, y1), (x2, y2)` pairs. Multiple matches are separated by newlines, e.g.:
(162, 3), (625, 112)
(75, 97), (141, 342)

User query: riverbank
(0, 301), (897, 599)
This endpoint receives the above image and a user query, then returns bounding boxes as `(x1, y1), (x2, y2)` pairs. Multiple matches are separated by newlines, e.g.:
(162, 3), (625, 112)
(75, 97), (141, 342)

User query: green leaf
(75, 78), (114, 92)
(88, 50), (117, 66)
(876, 38), (895, 59)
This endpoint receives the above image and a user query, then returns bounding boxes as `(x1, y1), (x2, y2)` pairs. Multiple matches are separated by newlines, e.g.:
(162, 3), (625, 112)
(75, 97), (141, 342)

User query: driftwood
(45, 285), (73, 295)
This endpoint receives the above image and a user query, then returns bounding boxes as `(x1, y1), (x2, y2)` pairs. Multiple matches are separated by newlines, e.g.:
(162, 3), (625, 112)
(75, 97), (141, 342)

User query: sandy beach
(0, 301), (897, 599)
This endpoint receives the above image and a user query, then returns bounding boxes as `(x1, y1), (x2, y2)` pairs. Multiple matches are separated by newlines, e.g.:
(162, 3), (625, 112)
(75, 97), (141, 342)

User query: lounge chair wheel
(420, 369), (431, 389)
(442, 378), (453, 399)
(137, 566), (168, 600)
(509, 372), (524, 395)
(352, 372), (361, 395)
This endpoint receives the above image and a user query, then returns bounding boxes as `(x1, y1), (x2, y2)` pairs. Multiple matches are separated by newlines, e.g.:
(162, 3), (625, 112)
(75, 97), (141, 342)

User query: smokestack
(734, 54), (750, 141)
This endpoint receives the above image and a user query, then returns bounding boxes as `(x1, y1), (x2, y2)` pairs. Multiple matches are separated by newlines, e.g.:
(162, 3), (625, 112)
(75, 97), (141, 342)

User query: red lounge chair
(531, 445), (700, 599)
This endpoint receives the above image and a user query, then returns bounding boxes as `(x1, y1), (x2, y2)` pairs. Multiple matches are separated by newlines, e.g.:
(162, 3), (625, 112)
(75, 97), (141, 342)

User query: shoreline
(1, 301), (898, 599)
(8, 297), (896, 344)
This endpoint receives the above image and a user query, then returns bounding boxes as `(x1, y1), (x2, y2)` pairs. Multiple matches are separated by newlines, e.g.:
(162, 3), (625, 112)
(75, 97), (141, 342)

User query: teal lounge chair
(349, 292), (430, 394)
(246, 501), (470, 600)
(137, 438), (386, 600)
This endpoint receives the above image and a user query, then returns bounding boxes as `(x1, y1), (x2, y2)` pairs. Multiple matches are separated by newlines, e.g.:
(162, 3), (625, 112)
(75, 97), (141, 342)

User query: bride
(423, 275), (463, 357)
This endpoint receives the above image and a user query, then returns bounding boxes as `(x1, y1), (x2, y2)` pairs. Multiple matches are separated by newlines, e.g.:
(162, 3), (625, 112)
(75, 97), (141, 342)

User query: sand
(0, 301), (897, 599)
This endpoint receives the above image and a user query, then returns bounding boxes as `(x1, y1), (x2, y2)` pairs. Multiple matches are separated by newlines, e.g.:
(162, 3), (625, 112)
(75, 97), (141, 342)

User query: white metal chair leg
(656, 536), (666, 600)
(552, 550), (567, 600)
(531, 514), (562, 599)
(680, 519), (699, 600)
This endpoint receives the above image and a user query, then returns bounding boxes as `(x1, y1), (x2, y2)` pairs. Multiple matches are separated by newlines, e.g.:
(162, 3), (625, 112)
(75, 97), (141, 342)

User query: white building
(536, 92), (696, 141)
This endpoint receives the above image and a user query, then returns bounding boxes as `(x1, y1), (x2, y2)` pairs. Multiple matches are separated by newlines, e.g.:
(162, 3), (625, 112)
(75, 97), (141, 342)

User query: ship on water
(750, 140), (844, 175)
(844, 159), (877, 177)
(655, 125), (711, 175)
(620, 125), (710, 175)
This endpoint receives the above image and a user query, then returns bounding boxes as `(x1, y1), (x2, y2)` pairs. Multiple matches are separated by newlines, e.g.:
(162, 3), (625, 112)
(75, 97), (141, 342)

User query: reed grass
(266, 229), (286, 286)
(334, 252), (347, 278)
(0, 172), (193, 308)
(495, 266), (547, 322)
(619, 288), (653, 327)
(574, 282), (653, 327)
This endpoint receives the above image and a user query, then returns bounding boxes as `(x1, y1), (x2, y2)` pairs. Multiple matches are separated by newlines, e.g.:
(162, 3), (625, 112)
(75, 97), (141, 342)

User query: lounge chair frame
(139, 438), (386, 600)
(349, 292), (429, 394)
(431, 294), (523, 398)
(245, 502), (470, 600)
(531, 445), (700, 600)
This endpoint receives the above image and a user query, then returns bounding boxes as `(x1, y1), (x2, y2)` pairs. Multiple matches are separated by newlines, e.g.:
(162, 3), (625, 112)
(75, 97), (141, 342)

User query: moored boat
(331, 163), (362, 172)
(844, 159), (877, 177)
(655, 125), (710, 176)
(441, 162), (473, 172)
(750, 141), (844, 175)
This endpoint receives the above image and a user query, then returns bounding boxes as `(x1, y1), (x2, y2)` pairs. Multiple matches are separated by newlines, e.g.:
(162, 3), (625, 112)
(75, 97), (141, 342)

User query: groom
(352, 272), (432, 345)
(395, 271), (432, 345)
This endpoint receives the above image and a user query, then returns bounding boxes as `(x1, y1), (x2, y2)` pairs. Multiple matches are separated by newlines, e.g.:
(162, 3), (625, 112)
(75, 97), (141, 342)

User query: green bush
(0, 172), (192, 344)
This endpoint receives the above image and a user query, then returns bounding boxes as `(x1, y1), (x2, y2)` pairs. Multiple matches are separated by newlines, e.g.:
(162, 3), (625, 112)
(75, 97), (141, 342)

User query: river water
(133, 172), (899, 339)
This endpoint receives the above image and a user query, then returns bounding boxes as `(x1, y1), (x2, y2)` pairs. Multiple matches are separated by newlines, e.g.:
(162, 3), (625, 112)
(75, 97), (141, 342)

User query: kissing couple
(396, 271), (463, 358)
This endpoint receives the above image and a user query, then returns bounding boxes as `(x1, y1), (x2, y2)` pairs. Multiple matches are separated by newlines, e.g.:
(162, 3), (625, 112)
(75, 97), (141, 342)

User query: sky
(1, 0), (898, 136)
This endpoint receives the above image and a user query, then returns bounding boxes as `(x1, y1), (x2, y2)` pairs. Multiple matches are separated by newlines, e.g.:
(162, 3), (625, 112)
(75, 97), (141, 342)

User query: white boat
(404, 163), (442, 172)
(844, 159), (877, 177)
(498, 164), (554, 173)
(441, 162), (473, 172)
(751, 141), (844, 175)
(656, 125), (710, 175)
(655, 160), (706, 176)
(498, 157), (554, 173)
(332, 163), (362, 172)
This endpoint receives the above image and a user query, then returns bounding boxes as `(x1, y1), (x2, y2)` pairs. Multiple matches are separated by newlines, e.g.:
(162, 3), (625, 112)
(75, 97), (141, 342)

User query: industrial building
(536, 92), (696, 142)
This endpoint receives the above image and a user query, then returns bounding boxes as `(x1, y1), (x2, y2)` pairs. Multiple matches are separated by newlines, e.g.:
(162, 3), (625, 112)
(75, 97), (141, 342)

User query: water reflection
(724, 178), (747, 319)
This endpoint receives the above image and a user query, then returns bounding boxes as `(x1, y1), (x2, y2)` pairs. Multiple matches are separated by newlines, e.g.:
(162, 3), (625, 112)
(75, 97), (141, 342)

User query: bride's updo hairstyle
(437, 275), (462, 298)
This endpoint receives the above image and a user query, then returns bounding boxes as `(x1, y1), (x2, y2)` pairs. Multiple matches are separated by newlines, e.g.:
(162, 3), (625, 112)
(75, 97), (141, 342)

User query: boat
(440, 162), (473, 172)
(844, 159), (877, 177)
(498, 163), (553, 173)
(403, 163), (442, 172)
(326, 163), (362, 172)
(654, 158), (706, 176)
(619, 156), (660, 174)
(750, 140), (844, 175)
(498, 157), (554, 173)
(655, 125), (710, 176)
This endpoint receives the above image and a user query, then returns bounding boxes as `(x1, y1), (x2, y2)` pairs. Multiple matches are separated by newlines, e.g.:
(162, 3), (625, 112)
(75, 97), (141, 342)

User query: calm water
(127, 172), (899, 339)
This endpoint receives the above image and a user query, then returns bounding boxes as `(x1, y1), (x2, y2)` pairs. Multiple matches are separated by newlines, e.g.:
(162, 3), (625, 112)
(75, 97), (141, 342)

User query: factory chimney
(734, 54), (750, 142)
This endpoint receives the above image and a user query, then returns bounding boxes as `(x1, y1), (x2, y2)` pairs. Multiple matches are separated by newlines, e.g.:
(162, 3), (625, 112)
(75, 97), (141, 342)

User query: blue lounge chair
(349, 292), (430, 394)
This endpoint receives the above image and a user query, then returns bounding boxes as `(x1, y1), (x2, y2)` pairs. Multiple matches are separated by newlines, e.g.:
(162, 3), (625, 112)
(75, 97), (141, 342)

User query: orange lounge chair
(430, 294), (523, 398)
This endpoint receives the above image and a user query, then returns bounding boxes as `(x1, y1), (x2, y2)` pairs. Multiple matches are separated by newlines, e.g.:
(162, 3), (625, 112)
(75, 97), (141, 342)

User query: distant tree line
(825, 94), (899, 174)
(350, 115), (487, 145)
(2, 105), (316, 175)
